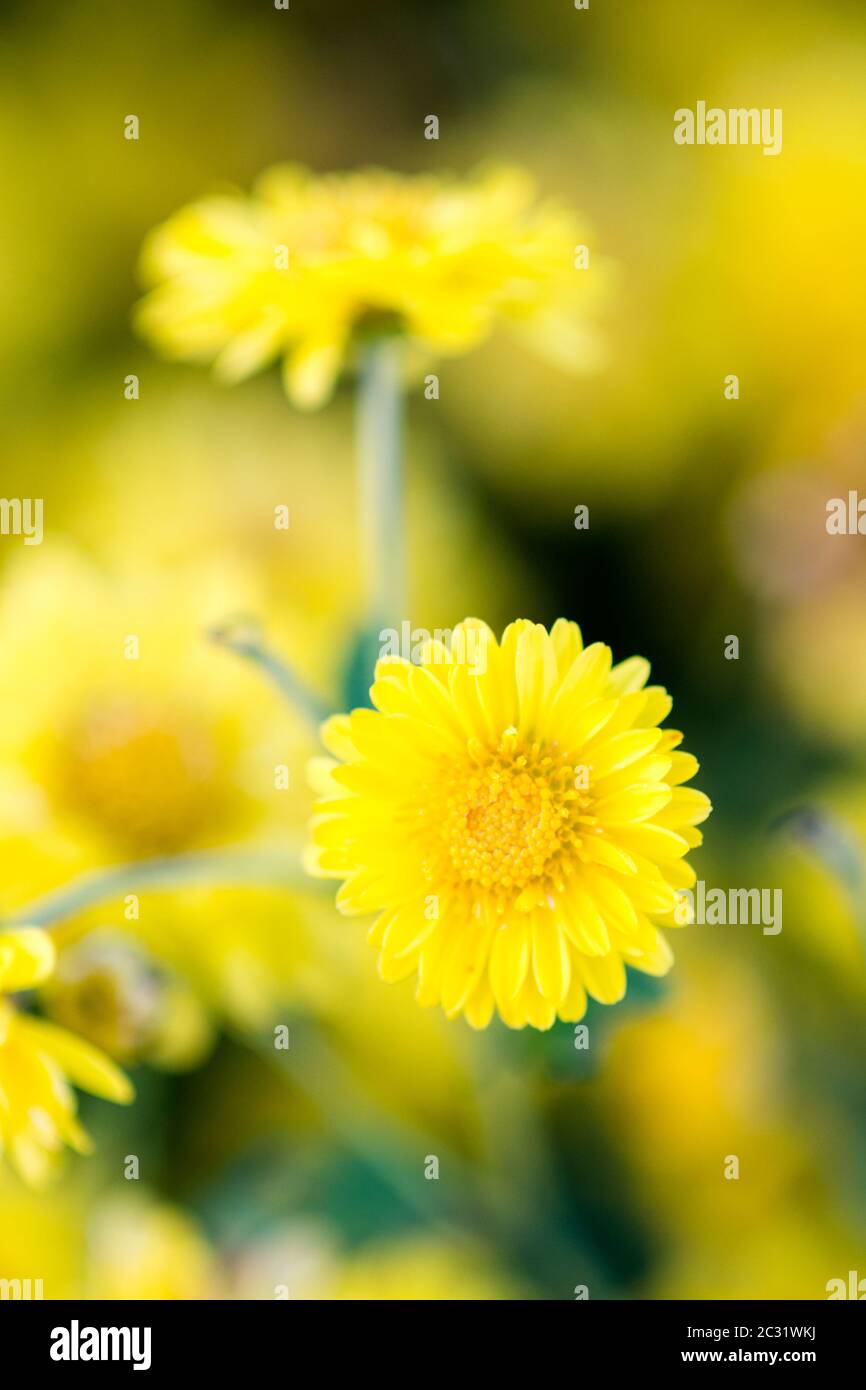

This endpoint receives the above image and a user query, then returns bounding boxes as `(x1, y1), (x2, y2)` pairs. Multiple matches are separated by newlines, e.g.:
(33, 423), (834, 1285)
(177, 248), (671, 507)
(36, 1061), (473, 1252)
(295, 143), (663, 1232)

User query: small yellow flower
(307, 619), (711, 1030)
(0, 928), (133, 1185)
(136, 164), (602, 408)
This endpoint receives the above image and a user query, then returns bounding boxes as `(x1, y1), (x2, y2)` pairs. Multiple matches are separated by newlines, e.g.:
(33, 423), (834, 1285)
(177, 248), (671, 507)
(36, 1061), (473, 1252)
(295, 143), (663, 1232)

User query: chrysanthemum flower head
(0, 928), (133, 1185)
(307, 619), (711, 1030)
(136, 164), (603, 408)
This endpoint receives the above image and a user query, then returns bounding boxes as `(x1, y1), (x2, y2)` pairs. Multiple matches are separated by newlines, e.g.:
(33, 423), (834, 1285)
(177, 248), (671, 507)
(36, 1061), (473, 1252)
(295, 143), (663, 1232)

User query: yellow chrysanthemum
(136, 164), (601, 408)
(308, 619), (711, 1030)
(0, 928), (133, 1185)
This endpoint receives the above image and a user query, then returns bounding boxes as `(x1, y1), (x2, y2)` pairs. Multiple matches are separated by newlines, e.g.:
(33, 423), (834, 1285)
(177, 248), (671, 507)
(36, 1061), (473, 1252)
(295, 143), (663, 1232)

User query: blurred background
(1, 0), (865, 1299)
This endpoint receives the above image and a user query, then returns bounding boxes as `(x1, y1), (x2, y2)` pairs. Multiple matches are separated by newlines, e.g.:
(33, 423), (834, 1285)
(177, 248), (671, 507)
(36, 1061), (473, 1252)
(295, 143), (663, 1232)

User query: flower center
(57, 696), (226, 853)
(430, 731), (593, 899)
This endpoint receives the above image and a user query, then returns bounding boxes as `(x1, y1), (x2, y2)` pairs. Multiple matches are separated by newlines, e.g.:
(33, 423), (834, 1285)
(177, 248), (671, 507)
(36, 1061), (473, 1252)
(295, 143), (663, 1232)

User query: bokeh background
(1, 0), (866, 1299)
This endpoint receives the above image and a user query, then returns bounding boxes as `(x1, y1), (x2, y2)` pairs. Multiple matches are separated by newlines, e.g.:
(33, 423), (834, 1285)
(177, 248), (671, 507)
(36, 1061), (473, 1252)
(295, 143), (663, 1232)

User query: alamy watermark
(379, 622), (489, 675)
(826, 1270), (865, 1299)
(1, 1277), (43, 1299)
(0, 497), (43, 545)
(50, 1321), (152, 1371)
(674, 102), (782, 156)
(826, 491), (866, 535)
(676, 881), (782, 936)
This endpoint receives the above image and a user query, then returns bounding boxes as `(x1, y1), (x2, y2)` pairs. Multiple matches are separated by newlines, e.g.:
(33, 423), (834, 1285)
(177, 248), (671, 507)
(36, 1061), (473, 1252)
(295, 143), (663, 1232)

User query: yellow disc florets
(59, 696), (223, 852)
(429, 731), (592, 899)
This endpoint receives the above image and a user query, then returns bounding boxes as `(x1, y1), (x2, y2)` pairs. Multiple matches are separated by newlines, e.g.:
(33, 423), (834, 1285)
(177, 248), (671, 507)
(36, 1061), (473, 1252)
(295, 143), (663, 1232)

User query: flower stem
(357, 337), (406, 632)
(209, 618), (331, 728)
(4, 848), (319, 928)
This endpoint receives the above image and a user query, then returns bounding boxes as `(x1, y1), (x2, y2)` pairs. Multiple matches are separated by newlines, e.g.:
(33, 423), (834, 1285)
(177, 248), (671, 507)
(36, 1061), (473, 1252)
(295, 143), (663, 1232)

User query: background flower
(0, 929), (133, 1186)
(136, 164), (604, 407)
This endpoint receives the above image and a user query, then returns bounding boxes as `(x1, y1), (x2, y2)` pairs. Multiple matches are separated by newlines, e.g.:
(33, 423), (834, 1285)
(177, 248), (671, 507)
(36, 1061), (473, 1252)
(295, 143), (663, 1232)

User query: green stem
(253, 1016), (594, 1293)
(209, 619), (331, 729)
(357, 337), (406, 632)
(251, 1017), (477, 1230)
(5, 848), (319, 928)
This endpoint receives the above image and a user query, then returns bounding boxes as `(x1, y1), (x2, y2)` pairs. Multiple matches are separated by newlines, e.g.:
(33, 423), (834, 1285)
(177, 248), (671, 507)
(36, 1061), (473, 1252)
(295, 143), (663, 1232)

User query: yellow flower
(86, 1194), (218, 1300)
(0, 928), (133, 1186)
(136, 164), (601, 408)
(308, 618), (711, 1030)
(0, 543), (317, 1037)
(0, 1177), (218, 1299)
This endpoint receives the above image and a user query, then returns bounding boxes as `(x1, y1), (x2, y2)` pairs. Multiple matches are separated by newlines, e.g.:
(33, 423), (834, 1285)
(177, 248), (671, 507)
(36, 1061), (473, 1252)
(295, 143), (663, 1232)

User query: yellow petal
(320, 714), (358, 761)
(622, 928), (674, 977)
(553, 696), (618, 755)
(588, 729), (663, 781)
(0, 928), (56, 993)
(582, 867), (640, 935)
(668, 751), (700, 786)
(531, 914), (571, 1004)
(615, 824), (691, 861)
(514, 624), (558, 738)
(15, 1017), (134, 1104)
(464, 976), (496, 1030)
(381, 904), (437, 960)
(579, 951), (626, 1005)
(549, 618), (584, 675)
(579, 837), (638, 874)
(608, 656), (651, 694)
(416, 926), (448, 1008)
(657, 787), (713, 827)
(489, 919), (531, 1007)
(440, 917), (494, 1017)
(559, 962), (588, 1023)
(558, 880), (611, 956)
(284, 330), (346, 409)
(515, 976), (556, 1030)
(594, 784), (672, 825)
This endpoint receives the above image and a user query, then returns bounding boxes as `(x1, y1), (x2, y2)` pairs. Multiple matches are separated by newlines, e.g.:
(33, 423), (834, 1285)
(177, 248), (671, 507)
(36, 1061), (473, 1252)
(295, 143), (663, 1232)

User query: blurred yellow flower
(600, 959), (801, 1238)
(229, 1222), (510, 1300)
(0, 1176), (218, 1299)
(86, 1194), (218, 1300)
(0, 928), (133, 1186)
(654, 1212), (866, 1302)
(136, 164), (601, 408)
(311, 1235), (510, 1301)
(308, 618), (710, 1029)
(0, 545), (284, 872)
(0, 543), (318, 1038)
